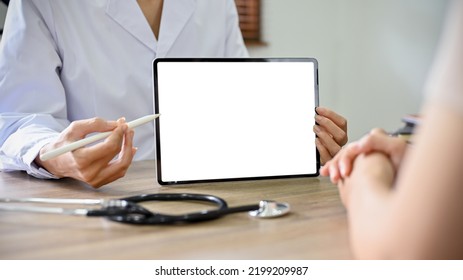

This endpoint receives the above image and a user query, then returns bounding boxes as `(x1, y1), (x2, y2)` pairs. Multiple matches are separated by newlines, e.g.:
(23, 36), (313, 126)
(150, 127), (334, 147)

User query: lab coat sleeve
(225, 0), (250, 58)
(0, 0), (69, 178)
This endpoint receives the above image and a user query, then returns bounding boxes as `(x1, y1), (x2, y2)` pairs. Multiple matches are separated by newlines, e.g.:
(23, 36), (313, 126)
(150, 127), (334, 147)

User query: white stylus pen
(39, 114), (160, 161)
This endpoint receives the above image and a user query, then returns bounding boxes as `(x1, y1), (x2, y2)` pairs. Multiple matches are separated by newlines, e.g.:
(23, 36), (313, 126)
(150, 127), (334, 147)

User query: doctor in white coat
(0, 0), (347, 188)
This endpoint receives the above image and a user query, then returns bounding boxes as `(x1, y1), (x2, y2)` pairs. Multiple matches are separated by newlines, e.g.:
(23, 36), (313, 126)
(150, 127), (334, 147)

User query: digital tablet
(153, 58), (319, 185)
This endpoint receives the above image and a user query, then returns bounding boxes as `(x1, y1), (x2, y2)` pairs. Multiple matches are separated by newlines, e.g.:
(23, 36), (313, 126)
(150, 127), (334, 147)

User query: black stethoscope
(0, 193), (290, 225)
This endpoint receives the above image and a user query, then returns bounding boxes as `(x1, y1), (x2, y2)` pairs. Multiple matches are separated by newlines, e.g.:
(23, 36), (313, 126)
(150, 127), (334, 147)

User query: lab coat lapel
(156, 0), (196, 57)
(106, 0), (157, 52)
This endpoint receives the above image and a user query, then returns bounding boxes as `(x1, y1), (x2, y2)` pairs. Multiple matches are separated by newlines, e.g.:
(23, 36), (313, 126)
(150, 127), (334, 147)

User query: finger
(358, 132), (407, 169)
(369, 128), (388, 137)
(314, 125), (342, 157)
(321, 142), (357, 182)
(88, 156), (131, 188)
(73, 122), (127, 172)
(323, 148), (342, 183)
(87, 129), (136, 188)
(359, 132), (395, 153)
(319, 157), (334, 177)
(337, 142), (362, 177)
(316, 107), (348, 131)
(315, 114), (348, 146)
(316, 137), (331, 166)
(117, 128), (136, 165)
(64, 117), (119, 141)
(86, 162), (128, 188)
(320, 164), (330, 176)
(329, 159), (342, 184)
(93, 120), (128, 161)
(334, 133), (390, 178)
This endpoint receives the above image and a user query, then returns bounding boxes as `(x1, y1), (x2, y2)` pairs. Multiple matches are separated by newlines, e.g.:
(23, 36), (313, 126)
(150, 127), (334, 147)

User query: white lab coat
(0, 0), (248, 178)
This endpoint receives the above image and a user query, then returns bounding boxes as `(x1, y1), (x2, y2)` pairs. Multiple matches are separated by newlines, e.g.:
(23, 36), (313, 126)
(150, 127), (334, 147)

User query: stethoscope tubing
(0, 193), (287, 225)
(107, 193), (260, 225)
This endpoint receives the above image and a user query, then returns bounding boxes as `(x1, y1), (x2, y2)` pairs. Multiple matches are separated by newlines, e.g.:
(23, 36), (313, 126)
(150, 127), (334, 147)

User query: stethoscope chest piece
(248, 200), (290, 218)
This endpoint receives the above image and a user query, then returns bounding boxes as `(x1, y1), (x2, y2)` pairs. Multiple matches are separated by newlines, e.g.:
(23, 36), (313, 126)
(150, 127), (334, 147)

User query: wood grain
(0, 161), (351, 259)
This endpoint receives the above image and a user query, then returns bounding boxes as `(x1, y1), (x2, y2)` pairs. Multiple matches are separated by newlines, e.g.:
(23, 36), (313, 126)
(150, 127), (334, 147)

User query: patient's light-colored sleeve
(424, 0), (463, 116)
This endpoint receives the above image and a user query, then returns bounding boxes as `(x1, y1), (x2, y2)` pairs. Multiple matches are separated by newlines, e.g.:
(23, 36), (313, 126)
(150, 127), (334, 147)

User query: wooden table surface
(0, 161), (351, 260)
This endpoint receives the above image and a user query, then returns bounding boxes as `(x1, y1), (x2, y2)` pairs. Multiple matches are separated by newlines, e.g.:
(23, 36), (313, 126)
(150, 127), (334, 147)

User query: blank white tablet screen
(155, 60), (318, 183)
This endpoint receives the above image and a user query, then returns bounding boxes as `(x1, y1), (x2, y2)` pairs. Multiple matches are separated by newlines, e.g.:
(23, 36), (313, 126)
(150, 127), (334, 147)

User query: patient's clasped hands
(322, 128), (408, 182)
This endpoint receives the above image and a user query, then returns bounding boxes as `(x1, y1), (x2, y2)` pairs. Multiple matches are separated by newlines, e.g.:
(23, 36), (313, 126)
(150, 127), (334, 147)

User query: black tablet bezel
(153, 58), (320, 185)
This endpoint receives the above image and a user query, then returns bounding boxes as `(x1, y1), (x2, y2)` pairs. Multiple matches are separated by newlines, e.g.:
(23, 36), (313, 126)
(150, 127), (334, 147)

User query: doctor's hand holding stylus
(35, 117), (136, 188)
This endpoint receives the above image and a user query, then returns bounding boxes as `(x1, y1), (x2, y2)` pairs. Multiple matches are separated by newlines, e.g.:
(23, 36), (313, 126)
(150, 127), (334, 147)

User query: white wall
(0, 1), (450, 141)
(249, 0), (449, 142)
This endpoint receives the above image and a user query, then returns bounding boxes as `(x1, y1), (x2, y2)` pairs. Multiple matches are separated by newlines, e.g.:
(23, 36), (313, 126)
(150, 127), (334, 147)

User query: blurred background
(0, 2), (6, 35)
(245, 0), (450, 141)
(0, 0), (450, 142)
